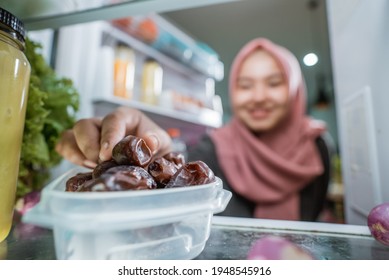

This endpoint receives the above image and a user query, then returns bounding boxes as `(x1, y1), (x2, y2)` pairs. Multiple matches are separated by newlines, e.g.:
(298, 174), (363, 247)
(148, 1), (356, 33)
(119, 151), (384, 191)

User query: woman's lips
(249, 108), (271, 119)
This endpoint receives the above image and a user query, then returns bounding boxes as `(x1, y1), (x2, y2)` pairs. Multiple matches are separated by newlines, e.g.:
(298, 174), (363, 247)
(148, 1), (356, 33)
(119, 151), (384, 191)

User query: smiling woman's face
(232, 49), (290, 134)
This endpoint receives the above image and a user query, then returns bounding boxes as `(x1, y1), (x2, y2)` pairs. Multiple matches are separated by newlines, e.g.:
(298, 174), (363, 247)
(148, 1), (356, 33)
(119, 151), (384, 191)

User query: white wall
(327, 0), (389, 224)
(55, 22), (103, 119)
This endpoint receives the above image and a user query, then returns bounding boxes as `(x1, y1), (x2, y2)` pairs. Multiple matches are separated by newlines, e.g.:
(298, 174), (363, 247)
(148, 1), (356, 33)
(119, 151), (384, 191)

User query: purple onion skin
(367, 203), (389, 246)
(246, 236), (314, 260)
(15, 191), (41, 215)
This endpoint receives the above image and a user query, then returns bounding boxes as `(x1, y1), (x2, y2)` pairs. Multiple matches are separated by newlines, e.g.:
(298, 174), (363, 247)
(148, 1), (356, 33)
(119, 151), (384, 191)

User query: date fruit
(166, 161), (215, 188)
(92, 160), (118, 179)
(65, 135), (216, 193)
(80, 166), (157, 192)
(163, 151), (185, 169)
(148, 157), (178, 188)
(112, 135), (152, 167)
(65, 172), (93, 192)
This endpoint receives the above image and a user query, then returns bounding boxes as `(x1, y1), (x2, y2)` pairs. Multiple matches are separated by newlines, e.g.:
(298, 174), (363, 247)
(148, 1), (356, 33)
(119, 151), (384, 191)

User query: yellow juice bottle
(141, 58), (163, 105)
(0, 7), (31, 242)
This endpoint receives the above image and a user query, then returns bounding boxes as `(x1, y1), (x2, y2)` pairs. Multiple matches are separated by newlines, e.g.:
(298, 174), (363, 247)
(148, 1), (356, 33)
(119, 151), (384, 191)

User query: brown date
(79, 165), (157, 192)
(148, 157), (178, 188)
(163, 151), (185, 169)
(112, 135), (152, 167)
(165, 160), (215, 188)
(65, 136), (215, 193)
(65, 172), (93, 192)
(92, 160), (118, 179)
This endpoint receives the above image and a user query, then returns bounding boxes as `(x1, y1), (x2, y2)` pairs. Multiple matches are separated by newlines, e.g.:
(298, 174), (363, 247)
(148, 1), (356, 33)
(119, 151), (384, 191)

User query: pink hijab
(210, 38), (326, 220)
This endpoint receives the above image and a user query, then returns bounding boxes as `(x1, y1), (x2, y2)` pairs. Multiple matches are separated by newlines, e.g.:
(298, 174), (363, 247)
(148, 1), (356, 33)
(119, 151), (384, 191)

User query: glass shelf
(1, 0), (237, 31)
(93, 97), (222, 146)
(196, 216), (387, 260)
(5, 215), (389, 260)
(93, 97), (223, 128)
(102, 20), (223, 80)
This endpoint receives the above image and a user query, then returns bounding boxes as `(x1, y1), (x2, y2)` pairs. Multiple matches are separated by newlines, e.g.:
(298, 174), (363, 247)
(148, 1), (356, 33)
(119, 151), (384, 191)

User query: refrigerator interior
(326, 0), (389, 224)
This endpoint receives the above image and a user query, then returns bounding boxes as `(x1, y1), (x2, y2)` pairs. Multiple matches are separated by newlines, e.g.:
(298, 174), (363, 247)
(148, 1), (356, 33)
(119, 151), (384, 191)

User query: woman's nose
(251, 84), (267, 102)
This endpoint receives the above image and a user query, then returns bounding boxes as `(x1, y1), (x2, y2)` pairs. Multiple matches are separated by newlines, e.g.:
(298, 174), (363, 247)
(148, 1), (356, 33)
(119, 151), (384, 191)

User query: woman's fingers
(119, 107), (172, 156)
(55, 129), (88, 167)
(137, 122), (172, 157)
(99, 109), (129, 161)
(99, 107), (172, 160)
(57, 107), (172, 166)
(72, 118), (102, 164)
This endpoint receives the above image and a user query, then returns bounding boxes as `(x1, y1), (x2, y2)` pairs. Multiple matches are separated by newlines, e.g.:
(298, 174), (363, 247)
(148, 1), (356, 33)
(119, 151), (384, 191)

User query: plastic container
(23, 167), (231, 260)
(0, 7), (31, 242)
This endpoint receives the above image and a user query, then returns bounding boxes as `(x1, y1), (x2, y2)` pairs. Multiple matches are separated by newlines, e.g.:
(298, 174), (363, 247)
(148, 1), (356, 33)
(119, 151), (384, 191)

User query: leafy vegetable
(17, 38), (79, 198)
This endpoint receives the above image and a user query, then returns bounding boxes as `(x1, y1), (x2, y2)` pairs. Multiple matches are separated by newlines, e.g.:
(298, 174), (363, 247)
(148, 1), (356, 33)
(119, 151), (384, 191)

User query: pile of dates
(66, 135), (215, 192)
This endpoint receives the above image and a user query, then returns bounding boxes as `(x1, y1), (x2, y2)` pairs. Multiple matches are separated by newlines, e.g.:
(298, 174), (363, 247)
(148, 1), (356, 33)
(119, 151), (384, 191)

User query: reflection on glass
(0, 0), (137, 19)
(0, 240), (7, 260)
(195, 225), (387, 260)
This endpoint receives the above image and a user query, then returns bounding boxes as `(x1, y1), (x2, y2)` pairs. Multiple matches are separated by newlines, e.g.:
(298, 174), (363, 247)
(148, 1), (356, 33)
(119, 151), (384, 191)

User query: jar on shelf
(140, 58), (163, 105)
(113, 44), (135, 99)
(0, 7), (31, 242)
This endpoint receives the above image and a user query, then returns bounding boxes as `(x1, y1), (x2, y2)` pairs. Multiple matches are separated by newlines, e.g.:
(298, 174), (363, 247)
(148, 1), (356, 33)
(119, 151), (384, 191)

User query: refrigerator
(30, 15), (225, 179)
(326, 0), (389, 224)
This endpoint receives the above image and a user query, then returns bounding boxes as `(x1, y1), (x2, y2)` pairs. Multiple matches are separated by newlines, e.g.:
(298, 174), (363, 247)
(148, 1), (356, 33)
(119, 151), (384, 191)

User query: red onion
(247, 235), (314, 260)
(367, 203), (389, 246)
(15, 191), (41, 215)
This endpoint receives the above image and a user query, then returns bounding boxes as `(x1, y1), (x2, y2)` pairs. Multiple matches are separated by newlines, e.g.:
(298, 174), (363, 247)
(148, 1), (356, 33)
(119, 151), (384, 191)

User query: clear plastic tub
(22, 167), (231, 260)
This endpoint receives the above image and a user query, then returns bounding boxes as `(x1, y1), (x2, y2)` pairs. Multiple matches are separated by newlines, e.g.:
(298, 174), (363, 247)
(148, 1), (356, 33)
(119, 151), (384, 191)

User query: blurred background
(3, 0), (389, 225)
(163, 0), (337, 144)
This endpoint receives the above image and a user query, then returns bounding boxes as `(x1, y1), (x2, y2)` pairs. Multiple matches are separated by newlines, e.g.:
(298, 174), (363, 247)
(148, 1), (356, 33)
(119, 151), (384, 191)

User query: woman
(188, 38), (331, 221)
(56, 38), (331, 221)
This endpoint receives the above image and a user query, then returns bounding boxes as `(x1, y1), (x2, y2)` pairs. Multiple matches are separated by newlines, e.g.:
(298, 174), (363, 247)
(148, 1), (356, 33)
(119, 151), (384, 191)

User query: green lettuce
(17, 38), (80, 198)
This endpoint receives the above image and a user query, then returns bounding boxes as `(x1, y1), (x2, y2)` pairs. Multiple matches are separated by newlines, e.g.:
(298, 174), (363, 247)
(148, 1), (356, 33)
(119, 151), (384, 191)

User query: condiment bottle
(113, 44), (135, 99)
(140, 58), (163, 105)
(0, 7), (31, 242)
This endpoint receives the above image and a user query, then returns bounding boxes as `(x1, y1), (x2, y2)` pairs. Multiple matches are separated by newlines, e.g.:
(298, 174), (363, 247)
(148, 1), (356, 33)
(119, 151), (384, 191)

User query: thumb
(141, 130), (172, 157)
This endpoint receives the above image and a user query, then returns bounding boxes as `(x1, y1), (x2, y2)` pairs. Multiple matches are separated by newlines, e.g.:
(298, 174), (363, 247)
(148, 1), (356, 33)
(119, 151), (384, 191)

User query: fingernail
(148, 134), (159, 154)
(102, 142), (109, 150)
(83, 160), (97, 168)
(99, 142), (110, 161)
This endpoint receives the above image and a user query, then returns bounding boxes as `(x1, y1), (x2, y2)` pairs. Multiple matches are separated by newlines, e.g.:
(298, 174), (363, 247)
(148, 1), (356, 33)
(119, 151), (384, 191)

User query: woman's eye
(268, 80), (284, 87)
(237, 83), (252, 90)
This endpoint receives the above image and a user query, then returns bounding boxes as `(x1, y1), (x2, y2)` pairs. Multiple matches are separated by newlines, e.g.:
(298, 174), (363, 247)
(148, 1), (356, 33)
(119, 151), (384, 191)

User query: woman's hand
(55, 107), (172, 168)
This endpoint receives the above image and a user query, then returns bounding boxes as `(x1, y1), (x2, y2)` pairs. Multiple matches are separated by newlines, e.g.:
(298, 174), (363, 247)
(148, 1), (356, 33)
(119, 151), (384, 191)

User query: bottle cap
(0, 7), (26, 43)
